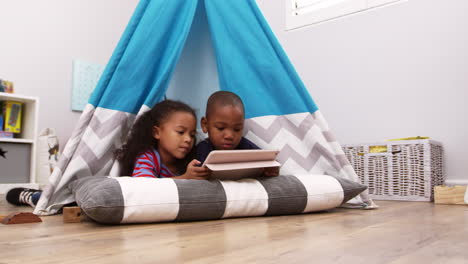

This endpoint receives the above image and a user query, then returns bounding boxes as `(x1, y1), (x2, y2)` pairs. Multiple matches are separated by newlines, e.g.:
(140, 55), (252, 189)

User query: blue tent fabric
(205, 0), (318, 118)
(34, 0), (373, 215)
(89, 0), (317, 117)
(89, 0), (199, 114)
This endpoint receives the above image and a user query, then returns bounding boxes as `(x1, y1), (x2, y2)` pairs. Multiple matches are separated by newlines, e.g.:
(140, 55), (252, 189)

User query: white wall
(0, 0), (139, 147)
(257, 0), (468, 184)
(1, 0), (466, 184)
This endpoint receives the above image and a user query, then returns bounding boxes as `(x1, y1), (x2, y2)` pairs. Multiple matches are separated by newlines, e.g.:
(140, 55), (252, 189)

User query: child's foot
(6, 188), (42, 207)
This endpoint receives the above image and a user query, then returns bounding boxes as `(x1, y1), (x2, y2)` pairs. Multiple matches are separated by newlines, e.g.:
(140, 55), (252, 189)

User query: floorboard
(1, 198), (467, 264)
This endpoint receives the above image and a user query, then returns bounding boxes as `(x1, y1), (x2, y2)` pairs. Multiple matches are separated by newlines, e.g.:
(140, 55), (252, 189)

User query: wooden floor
(1, 199), (467, 264)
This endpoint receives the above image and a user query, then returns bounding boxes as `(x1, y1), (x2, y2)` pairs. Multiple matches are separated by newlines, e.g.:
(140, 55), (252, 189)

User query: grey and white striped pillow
(69, 174), (367, 224)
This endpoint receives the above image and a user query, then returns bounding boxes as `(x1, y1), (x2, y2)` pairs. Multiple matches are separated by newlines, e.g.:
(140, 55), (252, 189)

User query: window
(286, 0), (404, 30)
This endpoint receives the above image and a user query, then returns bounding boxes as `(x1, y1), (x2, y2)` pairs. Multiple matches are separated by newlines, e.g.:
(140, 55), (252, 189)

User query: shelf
(0, 92), (39, 186)
(0, 92), (39, 142)
(0, 138), (34, 144)
(0, 92), (38, 103)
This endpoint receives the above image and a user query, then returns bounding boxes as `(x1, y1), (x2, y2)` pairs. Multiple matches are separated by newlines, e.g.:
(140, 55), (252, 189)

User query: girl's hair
(115, 100), (197, 176)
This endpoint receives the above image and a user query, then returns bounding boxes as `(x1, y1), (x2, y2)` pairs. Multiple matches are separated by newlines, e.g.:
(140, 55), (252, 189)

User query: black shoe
(6, 188), (41, 207)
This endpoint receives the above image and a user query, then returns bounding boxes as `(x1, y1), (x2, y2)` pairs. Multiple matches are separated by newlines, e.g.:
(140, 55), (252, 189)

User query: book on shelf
(0, 102), (3, 129)
(2, 101), (23, 134)
(0, 101), (14, 138)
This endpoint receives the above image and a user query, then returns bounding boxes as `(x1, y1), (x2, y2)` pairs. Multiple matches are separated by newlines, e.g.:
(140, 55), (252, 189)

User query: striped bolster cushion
(69, 174), (367, 224)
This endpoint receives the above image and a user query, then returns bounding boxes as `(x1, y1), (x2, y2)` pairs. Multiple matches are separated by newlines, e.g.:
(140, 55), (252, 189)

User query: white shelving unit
(0, 92), (39, 193)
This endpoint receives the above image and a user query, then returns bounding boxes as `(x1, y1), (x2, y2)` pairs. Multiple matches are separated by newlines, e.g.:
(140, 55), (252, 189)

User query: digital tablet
(202, 149), (281, 180)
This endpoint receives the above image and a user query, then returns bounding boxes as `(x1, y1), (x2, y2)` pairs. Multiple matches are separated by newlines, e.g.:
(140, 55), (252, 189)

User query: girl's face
(153, 111), (197, 162)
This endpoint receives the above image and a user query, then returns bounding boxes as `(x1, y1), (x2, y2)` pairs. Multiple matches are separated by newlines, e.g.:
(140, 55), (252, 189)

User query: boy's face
(201, 105), (244, 150)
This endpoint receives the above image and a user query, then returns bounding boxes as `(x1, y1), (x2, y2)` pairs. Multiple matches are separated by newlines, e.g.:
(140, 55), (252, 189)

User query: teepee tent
(34, 0), (373, 215)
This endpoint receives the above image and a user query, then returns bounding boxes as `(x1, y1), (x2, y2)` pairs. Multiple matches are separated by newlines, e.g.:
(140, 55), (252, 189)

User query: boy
(197, 91), (278, 177)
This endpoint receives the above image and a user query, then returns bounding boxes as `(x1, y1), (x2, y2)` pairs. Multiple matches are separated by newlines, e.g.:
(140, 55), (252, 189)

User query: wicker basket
(342, 139), (444, 201)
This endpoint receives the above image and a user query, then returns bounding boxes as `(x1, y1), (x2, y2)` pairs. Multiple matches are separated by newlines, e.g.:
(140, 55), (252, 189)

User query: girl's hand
(263, 167), (279, 177)
(177, 159), (211, 180)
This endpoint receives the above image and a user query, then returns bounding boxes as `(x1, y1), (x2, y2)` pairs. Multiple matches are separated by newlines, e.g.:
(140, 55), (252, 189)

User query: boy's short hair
(206, 91), (245, 118)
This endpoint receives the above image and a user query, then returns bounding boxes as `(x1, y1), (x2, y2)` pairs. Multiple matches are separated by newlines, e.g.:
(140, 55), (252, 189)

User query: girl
(6, 100), (208, 208)
(115, 100), (210, 179)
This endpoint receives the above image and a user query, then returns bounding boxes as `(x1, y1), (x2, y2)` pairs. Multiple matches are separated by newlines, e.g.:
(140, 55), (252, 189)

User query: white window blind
(293, 0), (349, 15)
(286, 0), (404, 30)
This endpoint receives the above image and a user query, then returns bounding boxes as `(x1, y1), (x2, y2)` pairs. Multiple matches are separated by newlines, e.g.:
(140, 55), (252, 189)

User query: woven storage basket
(342, 139), (444, 201)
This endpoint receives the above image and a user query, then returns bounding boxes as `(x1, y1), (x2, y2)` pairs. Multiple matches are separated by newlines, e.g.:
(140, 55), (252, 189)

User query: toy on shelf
(0, 79), (14, 93)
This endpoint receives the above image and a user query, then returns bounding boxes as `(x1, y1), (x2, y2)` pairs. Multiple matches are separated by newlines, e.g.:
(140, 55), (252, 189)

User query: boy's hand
(178, 159), (211, 180)
(263, 166), (279, 177)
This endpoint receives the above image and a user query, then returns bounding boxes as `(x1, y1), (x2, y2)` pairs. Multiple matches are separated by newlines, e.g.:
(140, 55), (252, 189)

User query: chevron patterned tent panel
(245, 111), (369, 204)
